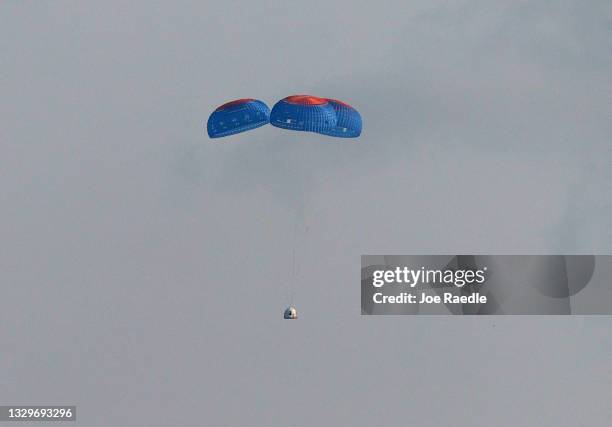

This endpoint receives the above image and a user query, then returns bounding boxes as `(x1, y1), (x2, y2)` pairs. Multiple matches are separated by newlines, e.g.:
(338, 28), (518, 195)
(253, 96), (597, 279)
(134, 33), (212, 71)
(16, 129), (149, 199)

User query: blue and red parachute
(206, 95), (361, 139)
(269, 95), (337, 133)
(207, 98), (271, 139)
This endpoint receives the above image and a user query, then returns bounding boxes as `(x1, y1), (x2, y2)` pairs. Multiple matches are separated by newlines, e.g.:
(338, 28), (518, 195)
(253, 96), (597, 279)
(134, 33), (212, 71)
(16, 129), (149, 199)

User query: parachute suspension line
(290, 218), (298, 305)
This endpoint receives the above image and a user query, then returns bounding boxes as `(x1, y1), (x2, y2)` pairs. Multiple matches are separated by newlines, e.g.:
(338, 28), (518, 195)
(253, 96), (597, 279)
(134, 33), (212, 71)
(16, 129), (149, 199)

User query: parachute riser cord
(290, 218), (298, 306)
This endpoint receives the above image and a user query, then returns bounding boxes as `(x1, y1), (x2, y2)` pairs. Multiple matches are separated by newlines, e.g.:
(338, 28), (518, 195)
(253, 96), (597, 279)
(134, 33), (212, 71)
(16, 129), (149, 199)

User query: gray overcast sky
(1, 1), (611, 426)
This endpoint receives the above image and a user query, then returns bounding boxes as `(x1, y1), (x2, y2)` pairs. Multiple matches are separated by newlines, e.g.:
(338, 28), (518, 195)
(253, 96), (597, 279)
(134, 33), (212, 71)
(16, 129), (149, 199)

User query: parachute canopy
(270, 95), (337, 133)
(207, 98), (270, 138)
(207, 95), (362, 139)
(318, 99), (362, 138)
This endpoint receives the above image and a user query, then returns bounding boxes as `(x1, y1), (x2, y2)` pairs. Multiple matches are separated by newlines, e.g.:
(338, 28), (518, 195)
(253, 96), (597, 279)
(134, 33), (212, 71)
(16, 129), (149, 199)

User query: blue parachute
(269, 95), (337, 134)
(207, 95), (362, 139)
(318, 99), (362, 138)
(207, 98), (270, 138)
